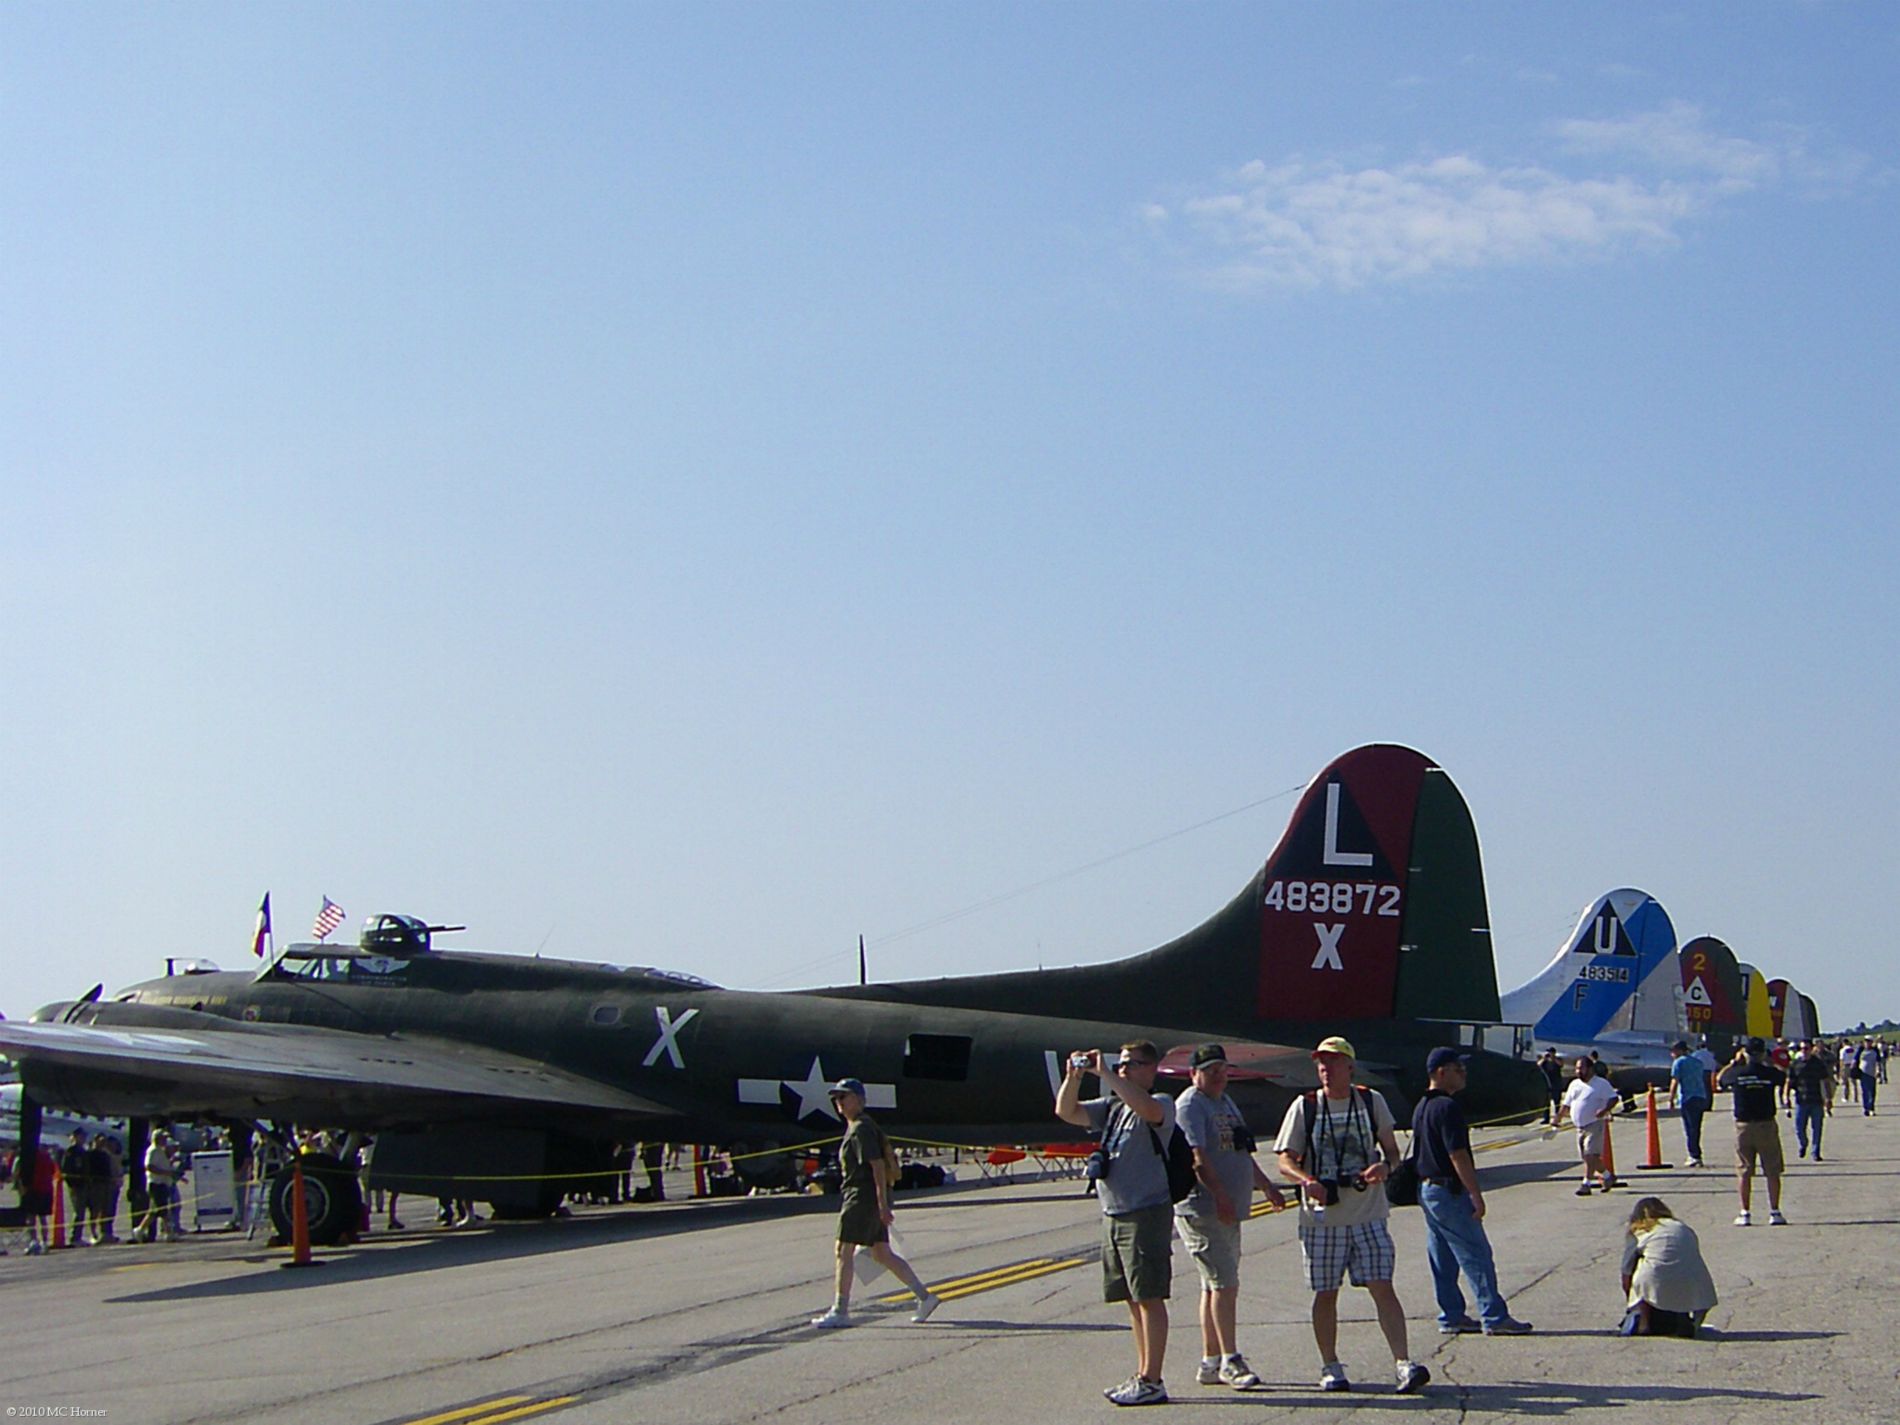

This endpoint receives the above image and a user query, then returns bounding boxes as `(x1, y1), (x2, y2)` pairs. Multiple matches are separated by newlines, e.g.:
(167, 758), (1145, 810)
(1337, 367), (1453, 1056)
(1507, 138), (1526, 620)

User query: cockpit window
(629, 967), (718, 989)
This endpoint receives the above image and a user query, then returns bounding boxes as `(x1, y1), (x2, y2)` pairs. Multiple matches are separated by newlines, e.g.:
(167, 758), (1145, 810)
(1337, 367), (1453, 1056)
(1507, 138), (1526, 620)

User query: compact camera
(1084, 1148), (1111, 1182)
(1070, 1053), (1092, 1070)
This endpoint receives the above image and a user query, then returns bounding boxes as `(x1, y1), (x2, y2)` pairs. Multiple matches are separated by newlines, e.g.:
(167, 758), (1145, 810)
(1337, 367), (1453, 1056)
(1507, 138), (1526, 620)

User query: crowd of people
(1, 1123), (215, 1252)
(812, 1028), (1891, 1403)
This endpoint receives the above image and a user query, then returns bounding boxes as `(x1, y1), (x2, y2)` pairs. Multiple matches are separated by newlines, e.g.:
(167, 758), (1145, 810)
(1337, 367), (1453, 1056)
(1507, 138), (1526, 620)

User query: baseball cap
(1746, 1037), (1766, 1054)
(1425, 1047), (1469, 1074)
(828, 1077), (866, 1099)
(1190, 1043), (1228, 1068)
(1671, 1041), (1690, 1054)
(1311, 1035), (1357, 1060)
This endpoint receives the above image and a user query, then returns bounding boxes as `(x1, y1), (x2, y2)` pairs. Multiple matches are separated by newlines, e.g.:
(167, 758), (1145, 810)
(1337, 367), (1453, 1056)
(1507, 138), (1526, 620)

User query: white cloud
(1150, 104), (1847, 293)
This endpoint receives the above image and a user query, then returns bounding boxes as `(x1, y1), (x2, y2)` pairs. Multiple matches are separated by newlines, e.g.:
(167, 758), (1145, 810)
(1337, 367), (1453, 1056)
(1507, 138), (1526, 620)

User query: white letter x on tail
(1311, 923), (1346, 972)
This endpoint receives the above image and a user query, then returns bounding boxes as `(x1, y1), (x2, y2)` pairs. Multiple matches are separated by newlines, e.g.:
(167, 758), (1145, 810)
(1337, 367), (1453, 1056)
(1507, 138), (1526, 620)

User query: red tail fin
(1255, 745), (1430, 1021)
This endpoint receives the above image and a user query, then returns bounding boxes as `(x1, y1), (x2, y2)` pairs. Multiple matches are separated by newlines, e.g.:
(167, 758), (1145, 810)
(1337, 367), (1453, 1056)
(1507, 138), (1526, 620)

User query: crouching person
(1620, 1197), (1716, 1337)
(1057, 1041), (1178, 1407)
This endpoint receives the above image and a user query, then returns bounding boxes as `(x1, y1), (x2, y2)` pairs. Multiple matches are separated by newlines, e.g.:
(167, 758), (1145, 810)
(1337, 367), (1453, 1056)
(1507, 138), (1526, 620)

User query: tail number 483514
(1262, 880), (1400, 916)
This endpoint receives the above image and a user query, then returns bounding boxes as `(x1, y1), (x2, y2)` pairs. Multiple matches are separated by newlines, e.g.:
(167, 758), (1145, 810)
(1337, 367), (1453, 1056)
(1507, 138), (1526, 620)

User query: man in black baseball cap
(1412, 1049), (1532, 1336)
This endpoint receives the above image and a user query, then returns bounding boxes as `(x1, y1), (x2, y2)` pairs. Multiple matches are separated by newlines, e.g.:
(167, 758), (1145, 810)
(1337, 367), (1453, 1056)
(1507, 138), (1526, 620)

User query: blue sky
(4, 5), (1896, 1031)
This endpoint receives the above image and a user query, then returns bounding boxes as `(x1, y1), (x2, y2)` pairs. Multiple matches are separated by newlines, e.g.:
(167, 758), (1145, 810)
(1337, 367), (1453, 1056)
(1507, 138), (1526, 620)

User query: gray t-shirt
(1083, 1092), (1179, 1216)
(1173, 1086), (1254, 1221)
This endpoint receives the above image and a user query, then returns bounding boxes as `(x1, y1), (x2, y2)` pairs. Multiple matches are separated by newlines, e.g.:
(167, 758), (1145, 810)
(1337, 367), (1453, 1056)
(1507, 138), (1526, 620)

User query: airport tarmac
(2, 1104), (1894, 1424)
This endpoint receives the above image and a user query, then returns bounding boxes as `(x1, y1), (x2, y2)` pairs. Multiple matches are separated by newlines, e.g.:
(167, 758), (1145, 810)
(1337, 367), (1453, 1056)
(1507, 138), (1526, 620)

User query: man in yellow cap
(1274, 1036), (1428, 1395)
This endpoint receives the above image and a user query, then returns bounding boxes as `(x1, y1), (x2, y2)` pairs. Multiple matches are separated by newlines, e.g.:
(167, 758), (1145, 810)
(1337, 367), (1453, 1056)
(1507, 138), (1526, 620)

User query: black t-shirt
(1411, 1090), (1471, 1189)
(1789, 1057), (1831, 1105)
(1538, 1058), (1564, 1092)
(1720, 1059), (1786, 1121)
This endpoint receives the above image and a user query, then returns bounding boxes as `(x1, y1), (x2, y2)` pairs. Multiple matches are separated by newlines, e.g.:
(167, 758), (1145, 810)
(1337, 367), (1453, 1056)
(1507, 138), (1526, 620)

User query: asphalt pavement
(1, 1099), (1894, 1423)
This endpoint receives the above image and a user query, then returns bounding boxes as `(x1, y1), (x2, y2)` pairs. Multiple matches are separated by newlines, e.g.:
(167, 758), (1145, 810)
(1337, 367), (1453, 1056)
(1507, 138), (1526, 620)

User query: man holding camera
(1717, 1037), (1787, 1227)
(1273, 1036), (1428, 1395)
(1173, 1044), (1287, 1391)
(1056, 1040), (1178, 1407)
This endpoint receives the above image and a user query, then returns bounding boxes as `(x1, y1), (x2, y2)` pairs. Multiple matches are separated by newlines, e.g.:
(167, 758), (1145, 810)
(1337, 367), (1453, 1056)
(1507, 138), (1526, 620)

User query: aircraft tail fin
(1499, 889), (1681, 1045)
(1679, 935), (1746, 1055)
(839, 743), (1503, 1035)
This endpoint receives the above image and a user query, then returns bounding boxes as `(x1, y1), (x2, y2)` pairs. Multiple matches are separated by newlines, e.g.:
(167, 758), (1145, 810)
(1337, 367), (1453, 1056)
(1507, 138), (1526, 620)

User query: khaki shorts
(1176, 1210), (1242, 1291)
(1734, 1120), (1784, 1176)
(1102, 1204), (1174, 1303)
(1577, 1120), (1608, 1160)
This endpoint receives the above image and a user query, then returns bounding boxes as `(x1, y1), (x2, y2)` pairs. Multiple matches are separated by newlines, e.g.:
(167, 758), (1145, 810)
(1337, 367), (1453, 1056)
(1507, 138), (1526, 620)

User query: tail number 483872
(1262, 880), (1401, 917)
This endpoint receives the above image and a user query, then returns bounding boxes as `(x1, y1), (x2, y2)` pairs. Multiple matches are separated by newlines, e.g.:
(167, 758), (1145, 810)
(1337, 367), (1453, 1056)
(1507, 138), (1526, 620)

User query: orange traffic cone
(51, 1166), (67, 1248)
(1639, 1086), (1673, 1170)
(1600, 1111), (1617, 1187)
(279, 1160), (319, 1270)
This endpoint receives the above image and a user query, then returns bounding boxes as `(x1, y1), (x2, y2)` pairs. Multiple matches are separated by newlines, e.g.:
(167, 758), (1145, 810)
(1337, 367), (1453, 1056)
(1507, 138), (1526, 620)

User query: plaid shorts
(1297, 1217), (1396, 1293)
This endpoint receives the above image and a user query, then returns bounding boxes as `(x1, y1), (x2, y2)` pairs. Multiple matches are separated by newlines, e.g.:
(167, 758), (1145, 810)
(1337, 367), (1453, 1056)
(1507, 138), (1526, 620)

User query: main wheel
(268, 1152), (363, 1246)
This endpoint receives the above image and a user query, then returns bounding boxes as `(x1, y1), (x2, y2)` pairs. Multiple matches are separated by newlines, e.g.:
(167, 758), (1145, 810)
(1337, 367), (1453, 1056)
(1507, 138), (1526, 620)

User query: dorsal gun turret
(358, 914), (466, 958)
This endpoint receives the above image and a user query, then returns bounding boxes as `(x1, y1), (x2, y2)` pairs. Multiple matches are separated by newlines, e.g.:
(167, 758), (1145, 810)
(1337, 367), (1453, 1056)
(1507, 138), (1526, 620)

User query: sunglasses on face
(1114, 1059), (1154, 1072)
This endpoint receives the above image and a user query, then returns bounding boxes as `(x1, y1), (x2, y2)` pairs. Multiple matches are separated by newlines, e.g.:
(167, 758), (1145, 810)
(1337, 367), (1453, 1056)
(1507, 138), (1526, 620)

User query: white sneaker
(1396, 1359), (1431, 1394)
(911, 1293), (940, 1323)
(810, 1308), (852, 1329)
(1218, 1355), (1262, 1389)
(1196, 1360), (1222, 1385)
(1734, 1210), (1752, 1227)
(1684, 1157), (1702, 1168)
(1768, 1209), (1787, 1226)
(1106, 1377), (1168, 1406)
(1319, 1362), (1350, 1392)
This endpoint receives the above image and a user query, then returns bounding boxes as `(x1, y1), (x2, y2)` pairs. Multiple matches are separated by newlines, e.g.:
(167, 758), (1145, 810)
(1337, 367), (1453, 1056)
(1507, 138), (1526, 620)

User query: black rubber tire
(268, 1152), (363, 1246)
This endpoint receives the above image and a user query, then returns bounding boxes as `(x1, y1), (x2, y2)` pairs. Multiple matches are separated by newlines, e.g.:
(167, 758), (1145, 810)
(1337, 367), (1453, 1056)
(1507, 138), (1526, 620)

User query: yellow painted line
(877, 1256), (1088, 1305)
(935, 1259), (1086, 1301)
(465, 1399), (580, 1425)
(1248, 1199), (1292, 1219)
(889, 1257), (1067, 1295)
(400, 1396), (535, 1425)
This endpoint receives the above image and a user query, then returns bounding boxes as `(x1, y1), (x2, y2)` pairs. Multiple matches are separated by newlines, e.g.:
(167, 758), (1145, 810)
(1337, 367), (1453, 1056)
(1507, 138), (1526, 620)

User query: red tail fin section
(1255, 746), (1431, 1022)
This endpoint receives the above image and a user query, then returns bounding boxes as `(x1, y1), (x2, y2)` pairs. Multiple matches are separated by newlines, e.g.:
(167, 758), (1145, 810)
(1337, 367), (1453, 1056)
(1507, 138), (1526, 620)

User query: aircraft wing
(1154, 1040), (1317, 1087)
(0, 1019), (673, 1131)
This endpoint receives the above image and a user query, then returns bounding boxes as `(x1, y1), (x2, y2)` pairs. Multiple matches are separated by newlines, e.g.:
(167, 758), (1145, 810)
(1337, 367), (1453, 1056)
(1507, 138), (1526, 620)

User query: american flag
(312, 896), (346, 941)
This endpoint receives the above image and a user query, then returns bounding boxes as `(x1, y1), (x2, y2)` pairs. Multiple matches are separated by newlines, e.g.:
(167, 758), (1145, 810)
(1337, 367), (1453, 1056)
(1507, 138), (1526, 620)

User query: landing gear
(267, 1152), (363, 1246)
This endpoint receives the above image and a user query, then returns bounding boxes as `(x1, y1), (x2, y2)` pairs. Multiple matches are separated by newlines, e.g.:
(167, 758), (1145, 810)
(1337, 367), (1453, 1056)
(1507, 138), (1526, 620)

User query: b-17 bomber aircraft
(0, 743), (1545, 1244)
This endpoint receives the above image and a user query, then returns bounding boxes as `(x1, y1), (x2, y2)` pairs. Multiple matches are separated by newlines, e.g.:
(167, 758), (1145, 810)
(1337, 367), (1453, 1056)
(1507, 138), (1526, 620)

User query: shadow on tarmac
(101, 1191), (850, 1304)
(1443, 1382), (1824, 1413)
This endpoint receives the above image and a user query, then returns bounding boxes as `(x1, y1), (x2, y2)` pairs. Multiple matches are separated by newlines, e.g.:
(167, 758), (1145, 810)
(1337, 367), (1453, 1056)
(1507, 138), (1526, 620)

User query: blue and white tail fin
(1499, 888), (1683, 1044)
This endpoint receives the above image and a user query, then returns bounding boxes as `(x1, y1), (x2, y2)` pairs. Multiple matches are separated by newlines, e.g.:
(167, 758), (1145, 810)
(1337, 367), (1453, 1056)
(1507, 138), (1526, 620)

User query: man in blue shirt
(1668, 1040), (1711, 1168)
(1411, 1048), (1532, 1336)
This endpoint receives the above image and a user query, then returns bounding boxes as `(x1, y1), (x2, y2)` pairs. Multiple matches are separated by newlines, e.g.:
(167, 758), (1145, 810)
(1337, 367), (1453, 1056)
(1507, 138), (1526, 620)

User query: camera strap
(1301, 1086), (1373, 1179)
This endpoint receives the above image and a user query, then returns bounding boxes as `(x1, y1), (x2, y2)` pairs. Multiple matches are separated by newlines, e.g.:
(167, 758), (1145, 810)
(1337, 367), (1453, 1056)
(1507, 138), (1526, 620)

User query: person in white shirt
(1556, 1058), (1620, 1195)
